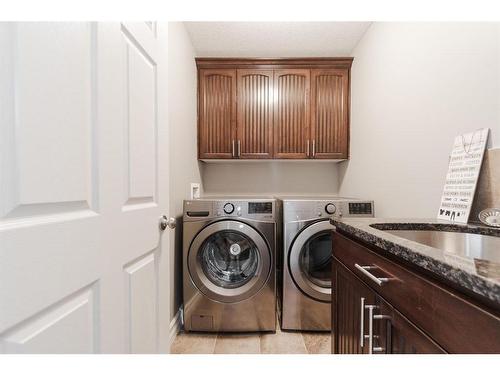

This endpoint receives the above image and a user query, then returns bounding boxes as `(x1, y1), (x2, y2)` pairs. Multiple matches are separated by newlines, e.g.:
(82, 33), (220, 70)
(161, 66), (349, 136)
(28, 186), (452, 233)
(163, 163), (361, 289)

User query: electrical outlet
(190, 183), (200, 199)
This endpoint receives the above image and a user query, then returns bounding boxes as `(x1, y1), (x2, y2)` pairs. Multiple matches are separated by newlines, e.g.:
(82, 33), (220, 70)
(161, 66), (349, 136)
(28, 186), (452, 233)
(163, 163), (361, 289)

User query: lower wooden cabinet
(332, 231), (500, 354)
(376, 296), (445, 354)
(333, 260), (444, 354)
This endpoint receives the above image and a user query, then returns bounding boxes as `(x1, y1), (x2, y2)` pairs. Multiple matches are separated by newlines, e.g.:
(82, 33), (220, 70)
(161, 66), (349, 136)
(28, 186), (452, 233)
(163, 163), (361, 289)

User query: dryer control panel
(348, 202), (373, 215)
(283, 199), (374, 222)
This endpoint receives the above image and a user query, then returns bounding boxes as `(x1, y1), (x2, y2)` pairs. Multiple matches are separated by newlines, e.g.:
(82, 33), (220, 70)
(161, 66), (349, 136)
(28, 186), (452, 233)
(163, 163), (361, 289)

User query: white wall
(168, 22), (202, 319)
(339, 23), (500, 218)
(201, 162), (339, 197)
(167, 22), (500, 317)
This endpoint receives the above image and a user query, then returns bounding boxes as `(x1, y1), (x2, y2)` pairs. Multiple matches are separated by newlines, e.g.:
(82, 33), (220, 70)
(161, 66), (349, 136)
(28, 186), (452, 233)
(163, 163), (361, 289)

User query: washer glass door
(199, 230), (259, 289)
(188, 220), (271, 303)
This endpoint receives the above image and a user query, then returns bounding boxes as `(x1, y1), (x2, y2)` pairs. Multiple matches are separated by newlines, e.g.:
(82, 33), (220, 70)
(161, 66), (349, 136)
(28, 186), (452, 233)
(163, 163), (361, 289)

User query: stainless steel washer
(183, 198), (277, 332)
(279, 197), (374, 331)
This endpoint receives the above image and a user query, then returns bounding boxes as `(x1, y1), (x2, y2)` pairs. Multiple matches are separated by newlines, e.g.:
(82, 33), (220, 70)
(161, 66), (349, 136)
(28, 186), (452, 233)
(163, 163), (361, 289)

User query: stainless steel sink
(384, 230), (500, 263)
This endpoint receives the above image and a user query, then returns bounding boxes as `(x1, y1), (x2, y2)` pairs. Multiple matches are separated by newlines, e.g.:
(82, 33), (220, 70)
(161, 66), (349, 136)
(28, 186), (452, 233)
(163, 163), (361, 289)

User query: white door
(0, 22), (171, 353)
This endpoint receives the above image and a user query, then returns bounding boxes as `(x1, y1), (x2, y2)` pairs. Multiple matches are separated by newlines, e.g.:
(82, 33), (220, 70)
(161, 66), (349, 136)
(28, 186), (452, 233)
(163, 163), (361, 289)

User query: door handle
(232, 140), (235, 157)
(312, 140), (316, 158)
(237, 140), (241, 157)
(306, 140), (310, 157)
(159, 215), (176, 231)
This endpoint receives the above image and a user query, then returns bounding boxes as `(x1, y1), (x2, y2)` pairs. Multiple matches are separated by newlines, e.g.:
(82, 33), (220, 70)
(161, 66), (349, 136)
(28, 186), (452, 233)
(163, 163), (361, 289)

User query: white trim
(168, 308), (181, 353)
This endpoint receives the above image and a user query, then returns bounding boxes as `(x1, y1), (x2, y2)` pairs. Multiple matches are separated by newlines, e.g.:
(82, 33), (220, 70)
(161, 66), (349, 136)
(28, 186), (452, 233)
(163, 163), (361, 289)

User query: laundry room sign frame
(437, 128), (490, 223)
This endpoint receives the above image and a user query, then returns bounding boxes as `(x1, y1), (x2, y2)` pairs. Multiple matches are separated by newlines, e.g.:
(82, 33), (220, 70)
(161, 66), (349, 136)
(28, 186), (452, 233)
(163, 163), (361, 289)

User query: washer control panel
(215, 200), (274, 220)
(184, 199), (275, 221)
(215, 201), (244, 217)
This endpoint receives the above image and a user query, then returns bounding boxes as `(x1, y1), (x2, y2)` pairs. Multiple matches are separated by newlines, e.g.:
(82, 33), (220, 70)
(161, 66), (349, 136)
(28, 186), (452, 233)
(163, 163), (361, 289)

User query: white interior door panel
(0, 22), (171, 354)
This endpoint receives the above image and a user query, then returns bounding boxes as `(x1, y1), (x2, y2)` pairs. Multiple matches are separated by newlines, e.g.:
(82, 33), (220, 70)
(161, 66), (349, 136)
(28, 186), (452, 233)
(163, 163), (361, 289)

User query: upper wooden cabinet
(311, 69), (349, 158)
(198, 69), (236, 159)
(237, 70), (274, 158)
(274, 69), (310, 159)
(197, 58), (352, 160)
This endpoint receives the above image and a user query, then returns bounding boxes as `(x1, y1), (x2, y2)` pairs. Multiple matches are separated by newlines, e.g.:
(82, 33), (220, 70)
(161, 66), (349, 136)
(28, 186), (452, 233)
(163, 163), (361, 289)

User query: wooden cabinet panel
(333, 260), (375, 354)
(198, 69), (236, 159)
(237, 70), (273, 158)
(196, 59), (353, 160)
(311, 69), (349, 158)
(333, 260), (445, 354)
(376, 297), (445, 354)
(333, 231), (500, 353)
(273, 70), (310, 159)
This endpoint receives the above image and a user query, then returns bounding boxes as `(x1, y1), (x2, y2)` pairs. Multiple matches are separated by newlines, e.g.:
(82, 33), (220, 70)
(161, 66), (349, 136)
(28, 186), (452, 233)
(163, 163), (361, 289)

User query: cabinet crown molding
(196, 57), (354, 69)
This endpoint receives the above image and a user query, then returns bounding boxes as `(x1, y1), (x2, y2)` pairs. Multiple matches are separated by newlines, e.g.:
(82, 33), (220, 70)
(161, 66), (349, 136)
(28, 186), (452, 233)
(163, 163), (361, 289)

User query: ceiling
(184, 22), (372, 57)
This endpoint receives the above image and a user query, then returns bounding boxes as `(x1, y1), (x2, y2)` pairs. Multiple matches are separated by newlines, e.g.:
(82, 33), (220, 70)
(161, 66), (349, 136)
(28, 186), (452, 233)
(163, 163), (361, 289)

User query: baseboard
(168, 307), (182, 351)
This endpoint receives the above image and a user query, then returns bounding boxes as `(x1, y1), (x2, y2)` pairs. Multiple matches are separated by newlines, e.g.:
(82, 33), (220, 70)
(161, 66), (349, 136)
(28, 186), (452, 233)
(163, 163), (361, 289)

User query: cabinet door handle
(355, 264), (392, 286)
(366, 304), (376, 354)
(312, 140), (316, 158)
(232, 139), (235, 158)
(364, 303), (392, 354)
(360, 297), (365, 348)
(237, 140), (241, 157)
(306, 140), (310, 157)
(372, 313), (392, 353)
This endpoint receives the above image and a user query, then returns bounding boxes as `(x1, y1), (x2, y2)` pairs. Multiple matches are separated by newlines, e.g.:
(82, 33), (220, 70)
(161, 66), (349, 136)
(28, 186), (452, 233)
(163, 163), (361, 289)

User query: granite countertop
(330, 217), (500, 306)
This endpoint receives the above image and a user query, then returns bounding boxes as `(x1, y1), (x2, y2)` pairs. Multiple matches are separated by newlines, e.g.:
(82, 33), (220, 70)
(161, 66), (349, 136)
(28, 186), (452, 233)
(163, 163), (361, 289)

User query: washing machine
(279, 197), (374, 331)
(182, 198), (277, 332)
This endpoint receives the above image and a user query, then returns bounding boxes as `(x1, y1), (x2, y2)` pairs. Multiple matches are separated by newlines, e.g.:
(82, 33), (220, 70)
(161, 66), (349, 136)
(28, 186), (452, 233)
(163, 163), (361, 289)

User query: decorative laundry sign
(437, 128), (489, 223)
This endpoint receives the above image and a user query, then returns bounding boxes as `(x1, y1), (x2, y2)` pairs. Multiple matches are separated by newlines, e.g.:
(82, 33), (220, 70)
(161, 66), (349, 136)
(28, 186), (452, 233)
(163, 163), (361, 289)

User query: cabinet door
(333, 259), (446, 354)
(310, 69), (349, 158)
(273, 69), (310, 159)
(198, 69), (236, 159)
(333, 259), (376, 354)
(376, 297), (445, 354)
(237, 70), (273, 158)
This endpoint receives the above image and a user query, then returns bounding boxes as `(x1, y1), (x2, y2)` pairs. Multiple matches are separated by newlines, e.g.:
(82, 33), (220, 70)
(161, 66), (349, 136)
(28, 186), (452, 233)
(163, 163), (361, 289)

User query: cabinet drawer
(333, 231), (500, 353)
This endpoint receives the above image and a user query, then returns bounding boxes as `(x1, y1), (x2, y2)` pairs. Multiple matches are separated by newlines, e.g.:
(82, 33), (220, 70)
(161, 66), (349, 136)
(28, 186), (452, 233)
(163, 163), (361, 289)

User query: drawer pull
(355, 264), (392, 286)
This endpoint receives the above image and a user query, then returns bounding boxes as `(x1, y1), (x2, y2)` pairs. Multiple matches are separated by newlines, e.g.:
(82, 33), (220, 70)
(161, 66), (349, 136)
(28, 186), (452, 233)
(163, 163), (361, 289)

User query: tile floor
(170, 322), (331, 354)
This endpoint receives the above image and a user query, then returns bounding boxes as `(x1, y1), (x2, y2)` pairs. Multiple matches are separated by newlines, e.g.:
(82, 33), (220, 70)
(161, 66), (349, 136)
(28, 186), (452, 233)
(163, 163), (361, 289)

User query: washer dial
(223, 203), (235, 214)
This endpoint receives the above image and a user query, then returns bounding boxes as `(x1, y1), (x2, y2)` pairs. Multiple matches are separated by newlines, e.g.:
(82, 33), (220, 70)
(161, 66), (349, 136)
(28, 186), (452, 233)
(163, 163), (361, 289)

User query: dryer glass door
(300, 230), (332, 289)
(289, 220), (333, 302)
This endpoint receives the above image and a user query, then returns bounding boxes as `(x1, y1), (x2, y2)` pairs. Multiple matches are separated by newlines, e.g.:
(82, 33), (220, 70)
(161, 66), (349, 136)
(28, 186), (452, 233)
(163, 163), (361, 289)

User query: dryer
(279, 197), (374, 331)
(182, 198), (276, 332)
